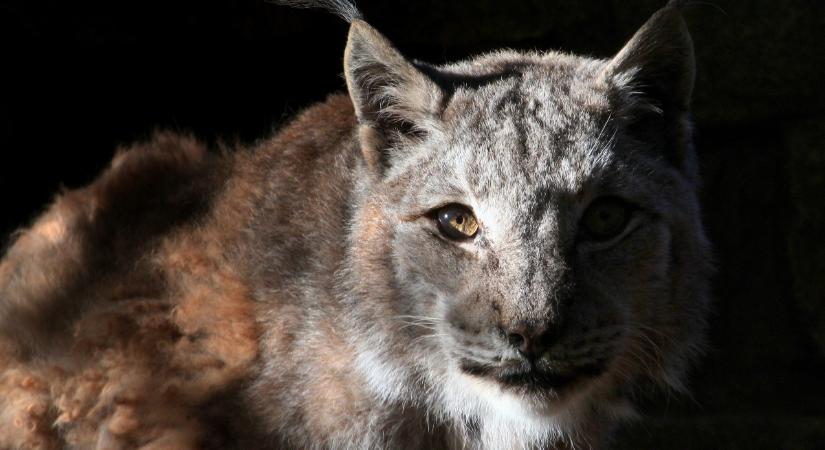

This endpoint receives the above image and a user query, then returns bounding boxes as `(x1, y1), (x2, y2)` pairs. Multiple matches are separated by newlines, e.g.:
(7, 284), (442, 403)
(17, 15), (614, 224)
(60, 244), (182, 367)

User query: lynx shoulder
(0, 2), (711, 449)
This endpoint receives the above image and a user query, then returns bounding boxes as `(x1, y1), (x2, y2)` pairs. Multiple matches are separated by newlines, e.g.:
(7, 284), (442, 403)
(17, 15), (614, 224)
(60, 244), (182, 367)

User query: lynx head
(341, 2), (711, 443)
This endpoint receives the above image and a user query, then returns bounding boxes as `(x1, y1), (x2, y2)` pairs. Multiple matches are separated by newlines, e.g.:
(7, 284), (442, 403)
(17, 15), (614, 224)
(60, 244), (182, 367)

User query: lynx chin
(0, 1), (711, 449)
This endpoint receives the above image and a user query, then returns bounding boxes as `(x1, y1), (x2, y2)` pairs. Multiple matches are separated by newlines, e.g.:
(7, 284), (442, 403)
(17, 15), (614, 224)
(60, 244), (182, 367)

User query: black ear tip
(657, 1), (689, 25)
(649, 1), (692, 41)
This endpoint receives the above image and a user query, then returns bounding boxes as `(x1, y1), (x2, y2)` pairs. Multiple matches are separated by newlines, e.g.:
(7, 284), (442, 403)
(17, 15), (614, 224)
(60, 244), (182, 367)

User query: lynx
(0, 1), (711, 449)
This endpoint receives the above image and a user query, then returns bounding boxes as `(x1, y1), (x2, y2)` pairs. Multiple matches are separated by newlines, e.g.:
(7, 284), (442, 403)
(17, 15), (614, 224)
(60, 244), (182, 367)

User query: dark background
(3, 1), (825, 448)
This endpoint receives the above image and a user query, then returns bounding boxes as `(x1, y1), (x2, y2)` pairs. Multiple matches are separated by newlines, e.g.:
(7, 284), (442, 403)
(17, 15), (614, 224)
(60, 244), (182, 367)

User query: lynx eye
(580, 197), (634, 241)
(434, 204), (479, 240)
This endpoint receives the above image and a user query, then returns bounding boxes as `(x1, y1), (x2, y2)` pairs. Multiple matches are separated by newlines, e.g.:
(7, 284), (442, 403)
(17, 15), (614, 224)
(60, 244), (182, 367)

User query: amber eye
(580, 197), (634, 241)
(435, 204), (479, 240)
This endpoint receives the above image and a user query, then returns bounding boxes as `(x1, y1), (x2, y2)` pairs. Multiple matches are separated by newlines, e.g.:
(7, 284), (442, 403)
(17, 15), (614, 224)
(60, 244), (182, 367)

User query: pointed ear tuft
(601, 4), (695, 113)
(344, 20), (442, 174)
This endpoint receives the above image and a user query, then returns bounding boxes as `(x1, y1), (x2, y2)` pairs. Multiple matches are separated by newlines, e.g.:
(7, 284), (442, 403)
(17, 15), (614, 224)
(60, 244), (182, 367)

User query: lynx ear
(344, 20), (443, 173)
(601, 3), (695, 114)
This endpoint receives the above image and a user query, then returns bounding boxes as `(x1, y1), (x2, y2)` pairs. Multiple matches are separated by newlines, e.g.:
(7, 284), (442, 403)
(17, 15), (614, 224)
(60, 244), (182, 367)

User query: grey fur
(248, 2), (711, 449)
(0, 2), (711, 449)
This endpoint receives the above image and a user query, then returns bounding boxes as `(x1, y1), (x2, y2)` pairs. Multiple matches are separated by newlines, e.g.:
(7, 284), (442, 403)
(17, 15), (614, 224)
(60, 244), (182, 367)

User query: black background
(3, 1), (825, 448)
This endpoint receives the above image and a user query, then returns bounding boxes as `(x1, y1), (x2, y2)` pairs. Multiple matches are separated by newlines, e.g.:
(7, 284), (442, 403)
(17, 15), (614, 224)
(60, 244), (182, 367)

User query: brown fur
(0, 94), (367, 449)
(0, 128), (257, 448)
(1, 4), (711, 447)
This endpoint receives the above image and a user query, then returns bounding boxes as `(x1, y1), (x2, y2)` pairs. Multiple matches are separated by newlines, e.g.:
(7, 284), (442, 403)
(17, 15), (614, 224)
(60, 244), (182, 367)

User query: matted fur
(0, 3), (711, 449)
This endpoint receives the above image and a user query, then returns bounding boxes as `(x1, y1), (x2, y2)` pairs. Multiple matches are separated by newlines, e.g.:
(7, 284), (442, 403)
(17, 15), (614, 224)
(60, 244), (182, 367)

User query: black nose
(504, 322), (554, 357)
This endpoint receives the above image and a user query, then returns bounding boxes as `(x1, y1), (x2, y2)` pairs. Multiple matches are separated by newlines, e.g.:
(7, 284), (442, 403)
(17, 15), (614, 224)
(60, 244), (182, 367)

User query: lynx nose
(503, 322), (555, 357)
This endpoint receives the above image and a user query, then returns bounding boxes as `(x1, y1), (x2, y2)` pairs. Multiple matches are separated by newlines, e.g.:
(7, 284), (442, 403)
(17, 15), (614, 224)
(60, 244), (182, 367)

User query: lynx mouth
(459, 358), (608, 393)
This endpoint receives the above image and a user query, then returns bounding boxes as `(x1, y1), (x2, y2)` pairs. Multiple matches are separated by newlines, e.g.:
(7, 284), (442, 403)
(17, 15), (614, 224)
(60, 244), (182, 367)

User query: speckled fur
(0, 3), (711, 449)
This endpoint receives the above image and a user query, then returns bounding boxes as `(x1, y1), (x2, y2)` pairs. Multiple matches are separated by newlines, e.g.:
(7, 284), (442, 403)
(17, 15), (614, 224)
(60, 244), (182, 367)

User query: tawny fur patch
(0, 134), (259, 450)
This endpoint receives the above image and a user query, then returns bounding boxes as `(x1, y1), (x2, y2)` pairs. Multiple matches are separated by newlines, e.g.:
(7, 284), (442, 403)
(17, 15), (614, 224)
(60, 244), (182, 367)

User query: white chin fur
(352, 326), (638, 450)
(437, 367), (589, 449)
(356, 341), (603, 449)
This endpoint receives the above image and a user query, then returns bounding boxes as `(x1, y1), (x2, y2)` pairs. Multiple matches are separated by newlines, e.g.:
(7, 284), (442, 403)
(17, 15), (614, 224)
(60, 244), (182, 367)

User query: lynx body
(0, 2), (711, 449)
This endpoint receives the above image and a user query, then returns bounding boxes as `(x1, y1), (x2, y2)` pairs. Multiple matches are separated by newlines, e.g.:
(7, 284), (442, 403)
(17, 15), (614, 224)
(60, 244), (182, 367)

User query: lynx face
(387, 74), (669, 396)
(343, 4), (711, 442)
